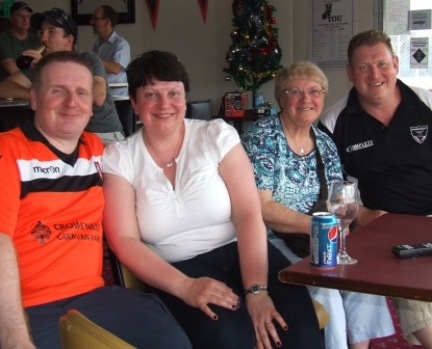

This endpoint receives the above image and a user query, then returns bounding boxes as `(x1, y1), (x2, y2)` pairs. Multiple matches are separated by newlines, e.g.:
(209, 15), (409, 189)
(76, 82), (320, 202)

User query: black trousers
(26, 285), (192, 349)
(148, 242), (325, 349)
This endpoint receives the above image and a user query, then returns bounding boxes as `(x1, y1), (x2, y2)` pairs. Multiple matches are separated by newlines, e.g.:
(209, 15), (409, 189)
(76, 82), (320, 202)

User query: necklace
(279, 115), (312, 156)
(299, 136), (310, 155)
(144, 133), (183, 168)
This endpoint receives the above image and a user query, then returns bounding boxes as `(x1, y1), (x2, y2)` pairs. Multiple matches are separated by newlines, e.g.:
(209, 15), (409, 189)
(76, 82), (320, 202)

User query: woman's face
(131, 79), (186, 135)
(279, 77), (325, 127)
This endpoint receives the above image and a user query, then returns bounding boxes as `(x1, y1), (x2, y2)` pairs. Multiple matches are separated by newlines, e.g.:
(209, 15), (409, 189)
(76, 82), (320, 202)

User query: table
(0, 99), (33, 132)
(278, 213), (432, 301)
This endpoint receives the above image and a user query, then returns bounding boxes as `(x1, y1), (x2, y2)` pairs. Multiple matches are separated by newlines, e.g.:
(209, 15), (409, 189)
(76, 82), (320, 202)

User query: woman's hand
(178, 277), (240, 320)
(245, 293), (288, 349)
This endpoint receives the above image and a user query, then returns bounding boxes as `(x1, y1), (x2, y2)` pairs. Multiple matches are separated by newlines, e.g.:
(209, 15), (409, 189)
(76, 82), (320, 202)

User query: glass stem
(339, 222), (348, 257)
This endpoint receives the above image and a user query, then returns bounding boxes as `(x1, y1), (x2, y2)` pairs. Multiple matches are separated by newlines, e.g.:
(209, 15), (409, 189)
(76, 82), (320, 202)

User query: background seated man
(0, 51), (191, 349)
(0, 1), (39, 81)
(0, 7), (124, 144)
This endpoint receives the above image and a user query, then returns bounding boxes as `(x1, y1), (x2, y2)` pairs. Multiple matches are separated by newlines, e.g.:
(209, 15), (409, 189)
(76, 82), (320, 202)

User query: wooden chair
(108, 250), (329, 329)
(59, 309), (135, 349)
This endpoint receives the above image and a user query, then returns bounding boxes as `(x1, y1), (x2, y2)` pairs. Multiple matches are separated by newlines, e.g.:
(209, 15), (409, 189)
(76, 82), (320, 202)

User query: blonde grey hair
(274, 61), (328, 108)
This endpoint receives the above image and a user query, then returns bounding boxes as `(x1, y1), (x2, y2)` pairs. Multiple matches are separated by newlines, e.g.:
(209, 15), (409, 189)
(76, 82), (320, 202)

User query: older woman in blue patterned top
(242, 61), (395, 349)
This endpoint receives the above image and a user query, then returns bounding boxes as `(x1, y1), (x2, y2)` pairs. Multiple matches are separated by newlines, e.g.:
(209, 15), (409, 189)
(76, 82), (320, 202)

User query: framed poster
(71, 0), (135, 25)
(310, 0), (354, 69)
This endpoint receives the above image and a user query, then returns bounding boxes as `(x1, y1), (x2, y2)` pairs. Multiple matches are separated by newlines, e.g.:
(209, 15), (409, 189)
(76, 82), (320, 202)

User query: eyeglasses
(91, 16), (107, 21)
(283, 88), (326, 99)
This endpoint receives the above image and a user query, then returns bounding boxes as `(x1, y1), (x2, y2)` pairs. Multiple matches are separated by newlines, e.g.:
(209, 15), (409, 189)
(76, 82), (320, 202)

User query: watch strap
(244, 284), (268, 295)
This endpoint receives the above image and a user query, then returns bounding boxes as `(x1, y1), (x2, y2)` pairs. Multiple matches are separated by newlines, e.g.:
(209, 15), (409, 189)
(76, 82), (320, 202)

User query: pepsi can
(310, 212), (338, 267)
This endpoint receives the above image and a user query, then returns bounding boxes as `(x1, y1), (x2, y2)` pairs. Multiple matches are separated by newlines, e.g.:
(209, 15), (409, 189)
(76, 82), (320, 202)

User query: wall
(24, 0), (374, 112)
(293, 0), (375, 107)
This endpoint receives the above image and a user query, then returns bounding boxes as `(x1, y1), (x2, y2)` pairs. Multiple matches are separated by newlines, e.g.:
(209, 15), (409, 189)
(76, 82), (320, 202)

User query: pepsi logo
(328, 226), (338, 242)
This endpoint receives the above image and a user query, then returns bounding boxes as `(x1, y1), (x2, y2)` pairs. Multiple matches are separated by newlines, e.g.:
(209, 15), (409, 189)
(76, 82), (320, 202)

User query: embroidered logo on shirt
(346, 140), (374, 153)
(31, 221), (51, 245)
(410, 125), (428, 144)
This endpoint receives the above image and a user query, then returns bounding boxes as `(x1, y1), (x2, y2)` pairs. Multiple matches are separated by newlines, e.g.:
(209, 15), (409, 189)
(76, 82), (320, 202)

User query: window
(383, 0), (432, 89)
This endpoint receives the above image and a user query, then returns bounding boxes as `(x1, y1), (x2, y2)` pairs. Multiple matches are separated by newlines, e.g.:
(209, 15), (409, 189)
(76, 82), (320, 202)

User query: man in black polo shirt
(320, 29), (432, 348)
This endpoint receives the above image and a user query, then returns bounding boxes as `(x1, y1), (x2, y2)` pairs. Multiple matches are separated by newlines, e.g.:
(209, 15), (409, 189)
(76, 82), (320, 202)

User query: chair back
(109, 248), (146, 291)
(59, 309), (136, 349)
(114, 98), (137, 137)
(186, 100), (212, 120)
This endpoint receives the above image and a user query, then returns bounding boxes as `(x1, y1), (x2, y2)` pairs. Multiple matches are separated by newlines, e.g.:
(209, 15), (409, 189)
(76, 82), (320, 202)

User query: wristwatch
(244, 284), (268, 295)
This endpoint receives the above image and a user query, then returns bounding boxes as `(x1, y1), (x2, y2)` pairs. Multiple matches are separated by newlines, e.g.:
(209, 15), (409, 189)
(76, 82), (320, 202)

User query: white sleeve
(411, 85), (432, 109)
(102, 140), (135, 184)
(320, 95), (349, 133)
(199, 119), (240, 162)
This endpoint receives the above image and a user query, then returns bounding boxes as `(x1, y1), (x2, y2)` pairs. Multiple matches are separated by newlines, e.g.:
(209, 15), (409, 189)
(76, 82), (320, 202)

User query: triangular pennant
(145, 0), (160, 30)
(197, 0), (209, 22)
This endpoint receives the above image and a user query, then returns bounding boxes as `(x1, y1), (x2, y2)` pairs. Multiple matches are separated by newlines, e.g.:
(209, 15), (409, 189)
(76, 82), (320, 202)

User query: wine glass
(327, 181), (359, 265)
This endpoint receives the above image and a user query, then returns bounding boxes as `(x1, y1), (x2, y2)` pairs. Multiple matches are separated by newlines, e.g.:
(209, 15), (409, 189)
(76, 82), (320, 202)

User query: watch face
(245, 284), (267, 295)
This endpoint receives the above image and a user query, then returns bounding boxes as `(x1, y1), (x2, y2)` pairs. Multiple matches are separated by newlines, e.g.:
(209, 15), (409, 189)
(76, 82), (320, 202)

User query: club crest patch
(31, 221), (51, 245)
(410, 125), (428, 144)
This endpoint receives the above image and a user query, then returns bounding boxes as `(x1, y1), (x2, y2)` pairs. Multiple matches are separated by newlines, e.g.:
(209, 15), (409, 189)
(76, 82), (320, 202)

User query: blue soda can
(310, 212), (338, 267)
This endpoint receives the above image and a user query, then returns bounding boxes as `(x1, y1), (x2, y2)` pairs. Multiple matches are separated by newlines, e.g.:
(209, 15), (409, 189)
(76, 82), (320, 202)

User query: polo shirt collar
(345, 79), (411, 115)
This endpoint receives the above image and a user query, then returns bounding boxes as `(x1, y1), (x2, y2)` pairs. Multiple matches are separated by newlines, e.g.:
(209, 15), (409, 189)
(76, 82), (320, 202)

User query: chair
(109, 249), (146, 291)
(59, 309), (135, 349)
(108, 250), (329, 329)
(186, 100), (212, 120)
(113, 97), (138, 137)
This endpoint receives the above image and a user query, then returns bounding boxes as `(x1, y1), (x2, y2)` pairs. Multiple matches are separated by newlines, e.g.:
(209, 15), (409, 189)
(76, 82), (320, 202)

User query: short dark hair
(32, 51), (92, 89)
(101, 5), (118, 27)
(126, 51), (190, 100)
(347, 30), (394, 64)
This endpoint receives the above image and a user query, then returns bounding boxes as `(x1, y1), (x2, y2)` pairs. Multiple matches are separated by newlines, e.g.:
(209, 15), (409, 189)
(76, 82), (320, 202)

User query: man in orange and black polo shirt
(0, 51), (191, 349)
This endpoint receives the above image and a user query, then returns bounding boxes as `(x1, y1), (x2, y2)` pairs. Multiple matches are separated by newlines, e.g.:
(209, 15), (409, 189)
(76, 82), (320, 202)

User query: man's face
(30, 61), (93, 141)
(9, 8), (32, 31)
(39, 20), (74, 54)
(347, 43), (399, 106)
(90, 7), (108, 36)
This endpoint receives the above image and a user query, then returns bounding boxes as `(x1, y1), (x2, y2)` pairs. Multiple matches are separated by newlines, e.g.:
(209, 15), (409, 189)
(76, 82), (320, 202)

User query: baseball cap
(31, 8), (78, 45)
(10, 1), (33, 13)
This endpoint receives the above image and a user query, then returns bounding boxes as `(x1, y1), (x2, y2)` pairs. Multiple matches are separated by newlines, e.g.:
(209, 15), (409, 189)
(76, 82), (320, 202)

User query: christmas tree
(224, 0), (282, 102)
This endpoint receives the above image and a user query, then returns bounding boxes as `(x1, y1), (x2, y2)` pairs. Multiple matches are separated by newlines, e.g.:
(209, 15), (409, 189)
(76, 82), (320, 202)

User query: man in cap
(0, 50), (192, 349)
(0, 1), (39, 80)
(0, 7), (124, 144)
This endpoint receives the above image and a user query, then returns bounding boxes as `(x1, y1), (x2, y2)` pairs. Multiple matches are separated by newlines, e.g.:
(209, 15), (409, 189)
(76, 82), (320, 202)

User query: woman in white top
(102, 51), (324, 349)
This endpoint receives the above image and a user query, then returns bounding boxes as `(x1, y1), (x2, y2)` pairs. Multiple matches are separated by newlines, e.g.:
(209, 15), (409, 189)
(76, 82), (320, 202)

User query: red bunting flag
(145, 0), (160, 30)
(197, 0), (209, 22)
